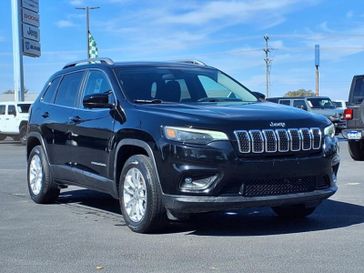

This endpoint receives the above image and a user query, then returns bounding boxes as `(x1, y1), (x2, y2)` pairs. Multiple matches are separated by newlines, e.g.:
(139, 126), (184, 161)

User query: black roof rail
(63, 57), (114, 69)
(174, 59), (207, 66)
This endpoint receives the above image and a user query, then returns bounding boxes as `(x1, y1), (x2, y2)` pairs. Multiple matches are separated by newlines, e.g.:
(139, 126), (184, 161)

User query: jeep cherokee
(26, 58), (340, 233)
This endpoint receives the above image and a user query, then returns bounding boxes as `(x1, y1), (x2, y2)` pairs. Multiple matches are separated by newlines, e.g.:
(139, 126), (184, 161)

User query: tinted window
(307, 98), (335, 109)
(8, 105), (16, 115)
(42, 77), (61, 103)
(55, 72), (84, 107)
(17, 104), (31, 113)
(293, 100), (307, 110)
(279, 99), (290, 105)
(352, 77), (364, 103)
(83, 71), (112, 97)
(115, 67), (257, 103)
(0, 105), (5, 115)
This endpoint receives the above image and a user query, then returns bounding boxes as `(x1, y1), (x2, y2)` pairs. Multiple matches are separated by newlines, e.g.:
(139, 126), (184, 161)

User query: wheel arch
(26, 132), (49, 163)
(19, 120), (28, 131)
(113, 139), (163, 197)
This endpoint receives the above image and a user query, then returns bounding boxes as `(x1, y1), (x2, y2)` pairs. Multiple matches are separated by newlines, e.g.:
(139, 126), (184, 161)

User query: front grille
(234, 127), (322, 154)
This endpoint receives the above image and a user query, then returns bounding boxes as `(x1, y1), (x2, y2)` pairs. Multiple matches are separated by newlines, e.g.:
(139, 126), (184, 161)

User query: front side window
(55, 72), (84, 107)
(17, 104), (31, 113)
(115, 67), (257, 103)
(83, 71), (112, 97)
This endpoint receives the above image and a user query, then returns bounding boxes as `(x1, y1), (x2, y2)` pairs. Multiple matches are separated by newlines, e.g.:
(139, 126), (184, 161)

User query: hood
(136, 101), (329, 130)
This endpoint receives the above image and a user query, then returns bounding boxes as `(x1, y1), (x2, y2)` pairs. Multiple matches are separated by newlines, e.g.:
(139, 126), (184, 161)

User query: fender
(113, 139), (163, 195)
(26, 132), (50, 163)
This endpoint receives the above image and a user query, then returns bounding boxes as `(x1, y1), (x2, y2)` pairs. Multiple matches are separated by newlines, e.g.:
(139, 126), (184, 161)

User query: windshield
(17, 104), (31, 113)
(115, 67), (257, 103)
(307, 98), (335, 109)
(333, 101), (343, 108)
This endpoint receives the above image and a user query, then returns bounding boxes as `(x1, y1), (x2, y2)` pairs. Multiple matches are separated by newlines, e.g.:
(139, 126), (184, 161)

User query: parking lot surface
(0, 139), (363, 273)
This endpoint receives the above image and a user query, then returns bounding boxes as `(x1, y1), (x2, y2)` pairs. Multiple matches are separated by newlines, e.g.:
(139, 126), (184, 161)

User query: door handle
(69, 116), (81, 123)
(41, 112), (49, 118)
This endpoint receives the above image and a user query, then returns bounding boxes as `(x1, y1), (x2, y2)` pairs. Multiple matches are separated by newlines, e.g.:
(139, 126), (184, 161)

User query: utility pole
(76, 6), (100, 59)
(263, 35), (272, 98)
(315, 44), (320, 96)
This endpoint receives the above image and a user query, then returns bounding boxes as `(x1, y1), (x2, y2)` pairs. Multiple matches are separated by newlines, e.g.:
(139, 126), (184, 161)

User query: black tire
(348, 141), (364, 161)
(27, 145), (60, 204)
(119, 154), (165, 233)
(272, 204), (316, 219)
(12, 136), (20, 141)
(19, 126), (27, 145)
(0, 134), (6, 141)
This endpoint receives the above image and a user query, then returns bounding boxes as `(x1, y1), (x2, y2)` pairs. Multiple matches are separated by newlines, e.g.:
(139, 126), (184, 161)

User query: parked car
(26, 58), (340, 233)
(0, 101), (32, 144)
(266, 96), (346, 134)
(342, 75), (364, 160)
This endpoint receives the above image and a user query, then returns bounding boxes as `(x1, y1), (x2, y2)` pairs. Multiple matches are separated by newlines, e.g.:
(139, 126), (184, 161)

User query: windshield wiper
(133, 99), (163, 104)
(197, 97), (242, 102)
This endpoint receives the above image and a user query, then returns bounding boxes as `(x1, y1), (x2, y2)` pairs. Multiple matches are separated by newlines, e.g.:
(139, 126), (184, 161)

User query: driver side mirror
(252, 91), (266, 101)
(83, 93), (113, 109)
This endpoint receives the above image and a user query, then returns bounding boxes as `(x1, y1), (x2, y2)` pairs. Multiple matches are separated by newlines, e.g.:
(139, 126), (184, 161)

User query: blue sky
(1, 0), (364, 99)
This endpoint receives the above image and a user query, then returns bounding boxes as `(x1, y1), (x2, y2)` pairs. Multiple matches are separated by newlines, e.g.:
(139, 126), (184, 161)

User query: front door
(69, 70), (115, 192)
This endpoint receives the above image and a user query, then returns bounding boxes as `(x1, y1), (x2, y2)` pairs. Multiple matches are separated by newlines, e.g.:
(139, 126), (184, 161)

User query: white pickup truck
(0, 101), (32, 144)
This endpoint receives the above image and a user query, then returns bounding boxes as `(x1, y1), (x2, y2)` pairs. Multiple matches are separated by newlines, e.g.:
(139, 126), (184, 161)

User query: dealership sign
(22, 0), (39, 13)
(21, 0), (40, 57)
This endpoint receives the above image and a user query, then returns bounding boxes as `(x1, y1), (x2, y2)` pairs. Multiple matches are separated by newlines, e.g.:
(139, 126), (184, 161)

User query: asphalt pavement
(0, 139), (363, 273)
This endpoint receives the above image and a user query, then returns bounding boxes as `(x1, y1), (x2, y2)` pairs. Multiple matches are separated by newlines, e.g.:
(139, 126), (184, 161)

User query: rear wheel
(27, 145), (60, 203)
(19, 126), (27, 145)
(272, 204), (317, 218)
(348, 141), (364, 161)
(119, 155), (165, 233)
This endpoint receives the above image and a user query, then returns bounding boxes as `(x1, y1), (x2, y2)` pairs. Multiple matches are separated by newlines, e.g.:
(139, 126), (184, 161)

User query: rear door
(46, 71), (85, 181)
(349, 76), (364, 128)
(4, 104), (18, 133)
(68, 69), (115, 191)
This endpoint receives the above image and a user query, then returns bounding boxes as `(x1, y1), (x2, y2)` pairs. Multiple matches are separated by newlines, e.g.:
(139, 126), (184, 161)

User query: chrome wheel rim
(29, 154), (43, 195)
(123, 167), (147, 222)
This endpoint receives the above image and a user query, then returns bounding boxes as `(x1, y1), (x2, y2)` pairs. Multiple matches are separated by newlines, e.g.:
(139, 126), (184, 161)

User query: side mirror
(83, 93), (113, 109)
(252, 91), (266, 101)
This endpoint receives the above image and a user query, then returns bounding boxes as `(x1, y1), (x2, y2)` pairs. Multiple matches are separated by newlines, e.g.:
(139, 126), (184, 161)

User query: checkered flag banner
(88, 31), (98, 59)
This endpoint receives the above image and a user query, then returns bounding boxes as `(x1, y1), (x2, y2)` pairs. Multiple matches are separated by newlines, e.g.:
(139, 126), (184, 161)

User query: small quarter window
(42, 77), (61, 103)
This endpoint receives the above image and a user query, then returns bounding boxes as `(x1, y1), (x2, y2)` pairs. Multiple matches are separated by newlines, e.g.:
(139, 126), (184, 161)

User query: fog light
(180, 175), (218, 192)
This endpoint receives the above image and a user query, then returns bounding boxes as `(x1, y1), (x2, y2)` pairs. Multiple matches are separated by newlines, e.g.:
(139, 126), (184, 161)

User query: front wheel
(272, 204), (317, 218)
(119, 154), (165, 233)
(0, 134), (6, 141)
(348, 141), (364, 161)
(27, 145), (60, 203)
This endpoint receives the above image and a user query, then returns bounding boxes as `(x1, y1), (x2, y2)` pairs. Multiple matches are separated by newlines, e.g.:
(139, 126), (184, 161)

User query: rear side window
(55, 72), (84, 107)
(42, 77), (61, 103)
(293, 100), (308, 110)
(279, 99), (290, 106)
(0, 105), (5, 115)
(352, 76), (364, 103)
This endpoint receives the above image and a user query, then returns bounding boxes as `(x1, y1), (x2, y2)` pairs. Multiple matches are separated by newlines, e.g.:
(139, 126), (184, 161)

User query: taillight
(344, 108), (353, 120)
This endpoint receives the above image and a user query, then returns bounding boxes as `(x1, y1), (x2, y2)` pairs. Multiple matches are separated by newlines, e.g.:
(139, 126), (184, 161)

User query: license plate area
(347, 131), (362, 140)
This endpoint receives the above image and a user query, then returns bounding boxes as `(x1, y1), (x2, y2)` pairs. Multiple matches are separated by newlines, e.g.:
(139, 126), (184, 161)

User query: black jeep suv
(27, 58), (340, 233)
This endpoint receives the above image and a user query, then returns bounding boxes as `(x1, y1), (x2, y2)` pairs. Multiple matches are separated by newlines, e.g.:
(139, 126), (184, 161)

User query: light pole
(76, 6), (100, 59)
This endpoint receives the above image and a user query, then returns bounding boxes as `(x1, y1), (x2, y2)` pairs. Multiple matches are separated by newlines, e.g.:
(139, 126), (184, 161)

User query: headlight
(324, 124), (335, 138)
(163, 126), (228, 145)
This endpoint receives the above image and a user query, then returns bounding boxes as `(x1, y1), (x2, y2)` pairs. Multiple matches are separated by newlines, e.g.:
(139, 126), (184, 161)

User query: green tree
(284, 89), (315, 97)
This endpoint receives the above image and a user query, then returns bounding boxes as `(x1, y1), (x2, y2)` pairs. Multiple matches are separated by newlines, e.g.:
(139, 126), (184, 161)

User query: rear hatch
(349, 76), (364, 128)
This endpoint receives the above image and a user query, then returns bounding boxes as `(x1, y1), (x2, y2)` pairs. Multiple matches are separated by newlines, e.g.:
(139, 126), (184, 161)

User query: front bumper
(163, 186), (337, 213)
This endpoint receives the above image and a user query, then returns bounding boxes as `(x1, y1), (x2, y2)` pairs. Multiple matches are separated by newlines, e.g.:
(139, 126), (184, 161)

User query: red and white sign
(22, 8), (39, 27)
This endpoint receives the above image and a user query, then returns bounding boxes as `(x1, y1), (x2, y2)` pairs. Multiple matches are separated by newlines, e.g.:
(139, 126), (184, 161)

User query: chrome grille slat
(234, 127), (322, 154)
